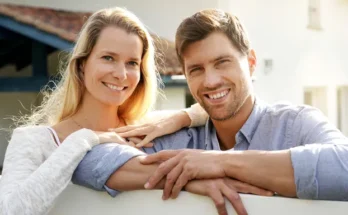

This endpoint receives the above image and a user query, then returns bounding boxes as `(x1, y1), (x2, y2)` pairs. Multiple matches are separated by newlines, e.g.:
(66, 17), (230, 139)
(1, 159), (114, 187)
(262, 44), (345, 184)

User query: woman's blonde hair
(17, 7), (160, 127)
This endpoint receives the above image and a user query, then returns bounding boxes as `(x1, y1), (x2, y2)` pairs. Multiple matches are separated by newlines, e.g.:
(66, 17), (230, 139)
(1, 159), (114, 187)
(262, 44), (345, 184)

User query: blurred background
(0, 0), (347, 171)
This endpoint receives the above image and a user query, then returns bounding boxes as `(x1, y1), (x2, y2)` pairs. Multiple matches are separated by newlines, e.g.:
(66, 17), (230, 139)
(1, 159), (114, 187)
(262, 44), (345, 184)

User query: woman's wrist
(177, 110), (192, 128)
(183, 103), (208, 127)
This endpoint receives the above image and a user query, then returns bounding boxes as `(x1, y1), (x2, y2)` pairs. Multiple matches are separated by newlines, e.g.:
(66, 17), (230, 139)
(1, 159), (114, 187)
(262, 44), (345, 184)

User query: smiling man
(72, 9), (348, 215)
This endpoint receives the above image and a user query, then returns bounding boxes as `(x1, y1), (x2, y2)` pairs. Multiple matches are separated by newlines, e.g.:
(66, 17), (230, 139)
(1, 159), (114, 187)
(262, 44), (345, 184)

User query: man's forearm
(222, 150), (296, 197)
(105, 156), (165, 191)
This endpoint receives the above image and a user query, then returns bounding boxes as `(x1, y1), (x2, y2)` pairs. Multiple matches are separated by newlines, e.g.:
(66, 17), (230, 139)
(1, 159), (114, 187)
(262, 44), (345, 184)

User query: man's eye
(190, 67), (201, 74)
(217, 60), (230, 65)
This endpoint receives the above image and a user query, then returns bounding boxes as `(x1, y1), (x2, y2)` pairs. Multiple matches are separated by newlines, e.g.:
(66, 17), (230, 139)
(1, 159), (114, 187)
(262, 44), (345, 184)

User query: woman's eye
(102, 56), (113, 61)
(128, 61), (139, 67)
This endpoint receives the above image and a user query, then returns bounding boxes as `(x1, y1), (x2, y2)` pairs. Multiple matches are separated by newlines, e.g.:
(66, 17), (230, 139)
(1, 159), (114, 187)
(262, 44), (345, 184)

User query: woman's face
(82, 26), (143, 107)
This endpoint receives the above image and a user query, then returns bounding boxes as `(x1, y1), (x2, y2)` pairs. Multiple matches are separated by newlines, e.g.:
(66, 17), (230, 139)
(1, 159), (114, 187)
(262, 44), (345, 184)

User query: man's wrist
(220, 151), (244, 178)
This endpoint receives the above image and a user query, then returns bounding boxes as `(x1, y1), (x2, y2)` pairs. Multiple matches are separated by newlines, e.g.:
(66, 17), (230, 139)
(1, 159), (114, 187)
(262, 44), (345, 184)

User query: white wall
(49, 184), (348, 215)
(156, 87), (187, 110)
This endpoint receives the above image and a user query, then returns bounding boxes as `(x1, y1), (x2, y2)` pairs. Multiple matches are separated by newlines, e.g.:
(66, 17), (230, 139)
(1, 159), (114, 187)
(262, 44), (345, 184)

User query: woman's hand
(95, 131), (133, 146)
(110, 110), (191, 148)
(95, 131), (155, 147)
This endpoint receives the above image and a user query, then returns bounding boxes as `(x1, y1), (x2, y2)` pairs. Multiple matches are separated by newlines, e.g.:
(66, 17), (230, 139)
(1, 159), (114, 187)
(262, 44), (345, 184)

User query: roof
(0, 4), (182, 75)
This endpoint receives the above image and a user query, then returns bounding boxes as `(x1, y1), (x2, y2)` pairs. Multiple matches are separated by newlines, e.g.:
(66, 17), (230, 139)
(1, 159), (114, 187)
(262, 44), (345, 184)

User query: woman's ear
(77, 60), (85, 81)
(79, 61), (85, 74)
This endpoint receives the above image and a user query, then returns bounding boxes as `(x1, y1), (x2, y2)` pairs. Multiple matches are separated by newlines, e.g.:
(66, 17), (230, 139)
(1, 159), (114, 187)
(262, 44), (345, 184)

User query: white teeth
(105, 83), (124, 91)
(208, 90), (228, 100)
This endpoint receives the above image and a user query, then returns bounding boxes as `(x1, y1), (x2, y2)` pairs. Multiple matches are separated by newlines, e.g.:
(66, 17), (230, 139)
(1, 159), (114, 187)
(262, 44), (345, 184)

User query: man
(72, 9), (348, 215)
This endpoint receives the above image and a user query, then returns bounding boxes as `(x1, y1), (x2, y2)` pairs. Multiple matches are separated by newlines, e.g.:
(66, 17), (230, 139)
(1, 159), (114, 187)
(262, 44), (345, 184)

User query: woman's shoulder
(13, 125), (49, 134)
(11, 125), (52, 140)
(7, 125), (56, 154)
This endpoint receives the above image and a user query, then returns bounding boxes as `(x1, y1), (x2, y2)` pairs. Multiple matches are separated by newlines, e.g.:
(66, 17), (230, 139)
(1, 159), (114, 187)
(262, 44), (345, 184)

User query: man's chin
(208, 111), (235, 121)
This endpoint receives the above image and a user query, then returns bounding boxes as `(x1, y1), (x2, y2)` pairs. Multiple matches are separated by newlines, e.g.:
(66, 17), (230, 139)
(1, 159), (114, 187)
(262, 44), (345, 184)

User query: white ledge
(49, 184), (348, 215)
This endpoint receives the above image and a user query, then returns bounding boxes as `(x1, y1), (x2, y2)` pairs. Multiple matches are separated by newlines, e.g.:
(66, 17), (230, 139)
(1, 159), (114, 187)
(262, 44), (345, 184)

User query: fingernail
(144, 182), (150, 189)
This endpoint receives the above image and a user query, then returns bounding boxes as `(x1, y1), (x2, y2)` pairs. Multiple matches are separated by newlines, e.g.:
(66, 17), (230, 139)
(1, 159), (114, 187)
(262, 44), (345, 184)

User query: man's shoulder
(263, 100), (320, 121)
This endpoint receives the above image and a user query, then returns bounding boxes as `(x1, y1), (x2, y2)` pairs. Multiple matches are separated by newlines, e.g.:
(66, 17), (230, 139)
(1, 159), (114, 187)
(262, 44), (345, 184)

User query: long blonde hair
(17, 7), (160, 127)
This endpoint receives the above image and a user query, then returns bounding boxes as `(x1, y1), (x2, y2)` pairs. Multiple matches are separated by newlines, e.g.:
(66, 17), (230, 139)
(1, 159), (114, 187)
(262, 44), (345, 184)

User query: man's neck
(212, 95), (255, 150)
(73, 92), (121, 131)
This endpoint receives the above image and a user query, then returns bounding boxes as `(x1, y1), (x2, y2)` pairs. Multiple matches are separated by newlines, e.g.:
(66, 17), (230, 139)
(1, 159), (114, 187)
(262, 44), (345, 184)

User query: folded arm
(105, 155), (165, 191)
(0, 127), (99, 215)
(231, 106), (348, 199)
(222, 141), (348, 200)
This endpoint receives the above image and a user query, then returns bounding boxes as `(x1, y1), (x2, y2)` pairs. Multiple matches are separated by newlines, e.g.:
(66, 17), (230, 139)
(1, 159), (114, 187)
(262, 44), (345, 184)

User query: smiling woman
(82, 26), (144, 113)
(0, 7), (200, 215)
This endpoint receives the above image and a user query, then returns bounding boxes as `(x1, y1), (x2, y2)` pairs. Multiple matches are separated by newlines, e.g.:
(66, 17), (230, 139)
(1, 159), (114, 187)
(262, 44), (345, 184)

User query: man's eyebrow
(210, 55), (233, 63)
(187, 63), (203, 71)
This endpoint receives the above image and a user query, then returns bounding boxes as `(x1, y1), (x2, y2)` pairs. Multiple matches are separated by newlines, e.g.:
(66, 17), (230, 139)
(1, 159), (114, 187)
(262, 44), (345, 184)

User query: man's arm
(223, 142), (348, 200)
(290, 142), (348, 200)
(72, 128), (196, 196)
(229, 105), (348, 198)
(221, 150), (296, 197)
(104, 155), (165, 191)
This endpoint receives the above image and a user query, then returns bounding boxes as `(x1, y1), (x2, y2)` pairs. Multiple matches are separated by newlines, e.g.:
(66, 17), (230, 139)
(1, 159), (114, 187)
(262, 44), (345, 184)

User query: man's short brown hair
(175, 9), (251, 65)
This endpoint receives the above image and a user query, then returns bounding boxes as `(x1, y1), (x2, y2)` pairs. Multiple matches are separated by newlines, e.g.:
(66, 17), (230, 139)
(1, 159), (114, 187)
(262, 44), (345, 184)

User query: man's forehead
(183, 50), (239, 68)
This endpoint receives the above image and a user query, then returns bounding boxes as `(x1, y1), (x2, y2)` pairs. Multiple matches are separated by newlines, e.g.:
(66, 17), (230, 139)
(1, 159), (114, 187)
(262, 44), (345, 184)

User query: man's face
(183, 32), (256, 121)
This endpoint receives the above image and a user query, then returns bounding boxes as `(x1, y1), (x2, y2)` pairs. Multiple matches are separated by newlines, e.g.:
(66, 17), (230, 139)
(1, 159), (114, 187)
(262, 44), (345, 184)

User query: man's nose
(203, 69), (223, 89)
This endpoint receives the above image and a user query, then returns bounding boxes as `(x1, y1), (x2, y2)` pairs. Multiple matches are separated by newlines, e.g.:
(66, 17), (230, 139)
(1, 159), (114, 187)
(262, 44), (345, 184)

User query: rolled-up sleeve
(72, 143), (145, 196)
(72, 127), (204, 197)
(290, 142), (348, 200)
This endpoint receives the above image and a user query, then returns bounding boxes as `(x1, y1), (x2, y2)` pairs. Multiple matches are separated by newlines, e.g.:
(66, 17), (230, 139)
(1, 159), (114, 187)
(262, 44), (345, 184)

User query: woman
(0, 7), (205, 215)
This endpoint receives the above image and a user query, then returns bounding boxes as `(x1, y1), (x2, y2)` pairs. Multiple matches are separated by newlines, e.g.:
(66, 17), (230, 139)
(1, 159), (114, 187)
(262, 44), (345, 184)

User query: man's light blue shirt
(72, 99), (348, 200)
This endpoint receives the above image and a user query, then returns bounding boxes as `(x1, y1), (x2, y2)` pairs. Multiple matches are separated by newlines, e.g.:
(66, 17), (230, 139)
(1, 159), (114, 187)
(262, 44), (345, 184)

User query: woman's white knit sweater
(0, 126), (99, 215)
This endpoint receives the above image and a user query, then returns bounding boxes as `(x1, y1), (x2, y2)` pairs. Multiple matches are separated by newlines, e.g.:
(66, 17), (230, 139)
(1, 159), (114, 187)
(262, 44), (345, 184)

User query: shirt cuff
(290, 145), (320, 199)
(93, 144), (146, 195)
(104, 185), (121, 197)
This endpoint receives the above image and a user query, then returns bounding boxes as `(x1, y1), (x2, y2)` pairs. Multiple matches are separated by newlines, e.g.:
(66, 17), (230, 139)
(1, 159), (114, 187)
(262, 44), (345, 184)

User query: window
(303, 87), (328, 115)
(337, 86), (348, 136)
(308, 0), (322, 29)
(185, 89), (196, 108)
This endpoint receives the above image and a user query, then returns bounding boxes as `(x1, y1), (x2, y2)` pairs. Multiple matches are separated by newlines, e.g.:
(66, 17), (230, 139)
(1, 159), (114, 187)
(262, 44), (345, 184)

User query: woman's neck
(72, 92), (122, 131)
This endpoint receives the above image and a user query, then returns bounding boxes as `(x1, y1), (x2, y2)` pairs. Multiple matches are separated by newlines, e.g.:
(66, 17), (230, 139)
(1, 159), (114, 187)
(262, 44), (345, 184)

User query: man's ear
(248, 49), (257, 77)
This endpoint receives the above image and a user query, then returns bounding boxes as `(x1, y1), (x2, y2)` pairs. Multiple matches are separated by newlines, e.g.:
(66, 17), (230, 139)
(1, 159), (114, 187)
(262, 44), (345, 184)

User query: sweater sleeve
(136, 104), (208, 128)
(0, 127), (99, 215)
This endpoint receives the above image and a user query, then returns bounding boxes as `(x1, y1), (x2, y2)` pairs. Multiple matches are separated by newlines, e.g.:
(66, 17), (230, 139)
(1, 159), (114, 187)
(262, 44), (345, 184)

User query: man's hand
(184, 178), (273, 215)
(141, 150), (228, 198)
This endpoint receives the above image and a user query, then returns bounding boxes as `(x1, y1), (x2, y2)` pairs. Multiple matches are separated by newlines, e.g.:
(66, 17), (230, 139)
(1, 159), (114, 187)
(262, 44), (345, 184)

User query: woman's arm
(113, 103), (208, 147)
(0, 127), (99, 215)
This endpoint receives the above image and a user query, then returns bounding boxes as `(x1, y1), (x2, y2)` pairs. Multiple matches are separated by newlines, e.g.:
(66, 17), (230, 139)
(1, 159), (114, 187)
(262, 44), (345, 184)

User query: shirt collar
(205, 97), (268, 148)
(239, 97), (268, 143)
